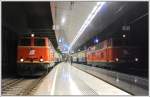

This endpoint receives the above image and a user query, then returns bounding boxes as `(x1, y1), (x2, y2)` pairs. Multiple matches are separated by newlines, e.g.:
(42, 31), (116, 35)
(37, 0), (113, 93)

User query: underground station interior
(1, 1), (149, 96)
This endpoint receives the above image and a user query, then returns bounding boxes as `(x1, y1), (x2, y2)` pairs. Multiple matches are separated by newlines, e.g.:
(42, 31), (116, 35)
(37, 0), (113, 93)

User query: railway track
(2, 75), (46, 96)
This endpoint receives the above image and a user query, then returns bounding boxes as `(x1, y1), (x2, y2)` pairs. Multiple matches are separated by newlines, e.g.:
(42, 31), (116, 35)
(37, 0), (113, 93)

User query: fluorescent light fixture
(61, 17), (66, 25)
(69, 2), (106, 51)
(58, 38), (62, 43)
(52, 25), (55, 30)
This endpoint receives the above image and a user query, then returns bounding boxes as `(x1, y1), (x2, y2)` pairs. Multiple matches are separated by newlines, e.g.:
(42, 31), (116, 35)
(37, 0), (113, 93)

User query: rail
(2, 75), (46, 96)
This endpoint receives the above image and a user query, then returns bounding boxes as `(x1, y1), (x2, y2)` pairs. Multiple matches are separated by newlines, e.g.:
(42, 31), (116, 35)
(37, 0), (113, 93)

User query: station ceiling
(51, 2), (129, 52)
(51, 2), (148, 52)
(2, 2), (58, 49)
(51, 1), (97, 52)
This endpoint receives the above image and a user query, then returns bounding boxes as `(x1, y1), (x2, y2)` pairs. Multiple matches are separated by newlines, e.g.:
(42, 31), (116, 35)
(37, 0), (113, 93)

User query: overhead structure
(51, 2), (147, 52)
(69, 2), (106, 51)
(51, 1), (98, 52)
(2, 2), (58, 49)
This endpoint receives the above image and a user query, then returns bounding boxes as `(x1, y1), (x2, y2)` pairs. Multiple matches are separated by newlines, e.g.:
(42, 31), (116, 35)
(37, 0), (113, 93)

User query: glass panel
(34, 38), (45, 46)
(113, 38), (127, 46)
(19, 38), (30, 46)
(108, 39), (112, 46)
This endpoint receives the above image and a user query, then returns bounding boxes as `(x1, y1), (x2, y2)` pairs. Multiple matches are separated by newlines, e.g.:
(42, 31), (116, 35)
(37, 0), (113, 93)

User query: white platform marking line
(50, 65), (59, 95)
(68, 64), (82, 95)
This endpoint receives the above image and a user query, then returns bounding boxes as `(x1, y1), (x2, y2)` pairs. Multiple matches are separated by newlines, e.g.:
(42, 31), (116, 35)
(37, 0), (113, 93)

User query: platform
(33, 62), (130, 95)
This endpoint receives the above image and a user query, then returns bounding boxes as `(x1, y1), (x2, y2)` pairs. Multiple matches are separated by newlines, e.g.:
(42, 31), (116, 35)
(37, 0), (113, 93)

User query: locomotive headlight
(135, 58), (139, 62)
(115, 58), (119, 62)
(20, 58), (24, 62)
(122, 34), (126, 38)
(31, 34), (34, 37)
(40, 58), (43, 62)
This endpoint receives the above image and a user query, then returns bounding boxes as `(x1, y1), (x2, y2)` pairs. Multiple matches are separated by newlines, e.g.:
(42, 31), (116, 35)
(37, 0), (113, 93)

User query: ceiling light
(61, 17), (66, 25)
(58, 38), (62, 43)
(69, 2), (106, 51)
(52, 25), (55, 30)
(95, 38), (99, 43)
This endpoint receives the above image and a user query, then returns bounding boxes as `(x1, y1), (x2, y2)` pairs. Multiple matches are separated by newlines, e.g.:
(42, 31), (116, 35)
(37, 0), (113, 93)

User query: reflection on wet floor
(34, 62), (130, 95)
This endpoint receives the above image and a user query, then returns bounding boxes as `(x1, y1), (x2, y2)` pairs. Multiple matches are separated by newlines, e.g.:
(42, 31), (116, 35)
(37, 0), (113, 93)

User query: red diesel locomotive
(86, 38), (141, 68)
(17, 34), (56, 76)
(71, 37), (142, 69)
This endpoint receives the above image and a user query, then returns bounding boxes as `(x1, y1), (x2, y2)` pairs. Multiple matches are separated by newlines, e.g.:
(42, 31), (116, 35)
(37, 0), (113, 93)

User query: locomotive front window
(113, 38), (128, 46)
(19, 38), (31, 46)
(113, 39), (123, 46)
(34, 38), (45, 46)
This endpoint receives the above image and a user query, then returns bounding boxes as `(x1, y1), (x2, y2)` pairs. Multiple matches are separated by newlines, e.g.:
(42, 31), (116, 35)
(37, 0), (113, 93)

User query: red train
(17, 34), (59, 76)
(86, 38), (142, 68)
(71, 37), (142, 69)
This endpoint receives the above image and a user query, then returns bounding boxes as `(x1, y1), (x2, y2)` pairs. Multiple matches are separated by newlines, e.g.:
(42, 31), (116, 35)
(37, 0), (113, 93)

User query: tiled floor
(34, 62), (130, 95)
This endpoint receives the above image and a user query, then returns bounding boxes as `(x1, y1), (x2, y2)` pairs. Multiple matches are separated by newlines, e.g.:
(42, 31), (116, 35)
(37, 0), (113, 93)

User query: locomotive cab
(17, 35), (54, 76)
(111, 38), (141, 64)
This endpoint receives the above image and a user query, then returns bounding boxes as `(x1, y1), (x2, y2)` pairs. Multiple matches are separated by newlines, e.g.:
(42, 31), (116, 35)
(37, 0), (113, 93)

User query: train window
(92, 52), (95, 56)
(95, 44), (99, 50)
(113, 39), (121, 46)
(101, 42), (104, 49)
(34, 38), (45, 46)
(108, 39), (112, 46)
(100, 42), (103, 49)
(104, 41), (107, 48)
(19, 38), (31, 46)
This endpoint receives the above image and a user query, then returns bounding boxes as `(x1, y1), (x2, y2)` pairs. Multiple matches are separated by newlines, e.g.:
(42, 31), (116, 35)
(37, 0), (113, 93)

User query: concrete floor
(34, 62), (130, 95)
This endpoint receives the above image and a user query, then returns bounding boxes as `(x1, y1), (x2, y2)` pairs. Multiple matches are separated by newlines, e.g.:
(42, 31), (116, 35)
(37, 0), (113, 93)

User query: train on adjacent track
(71, 4), (148, 77)
(17, 34), (61, 76)
(88, 38), (143, 68)
(71, 34), (146, 77)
